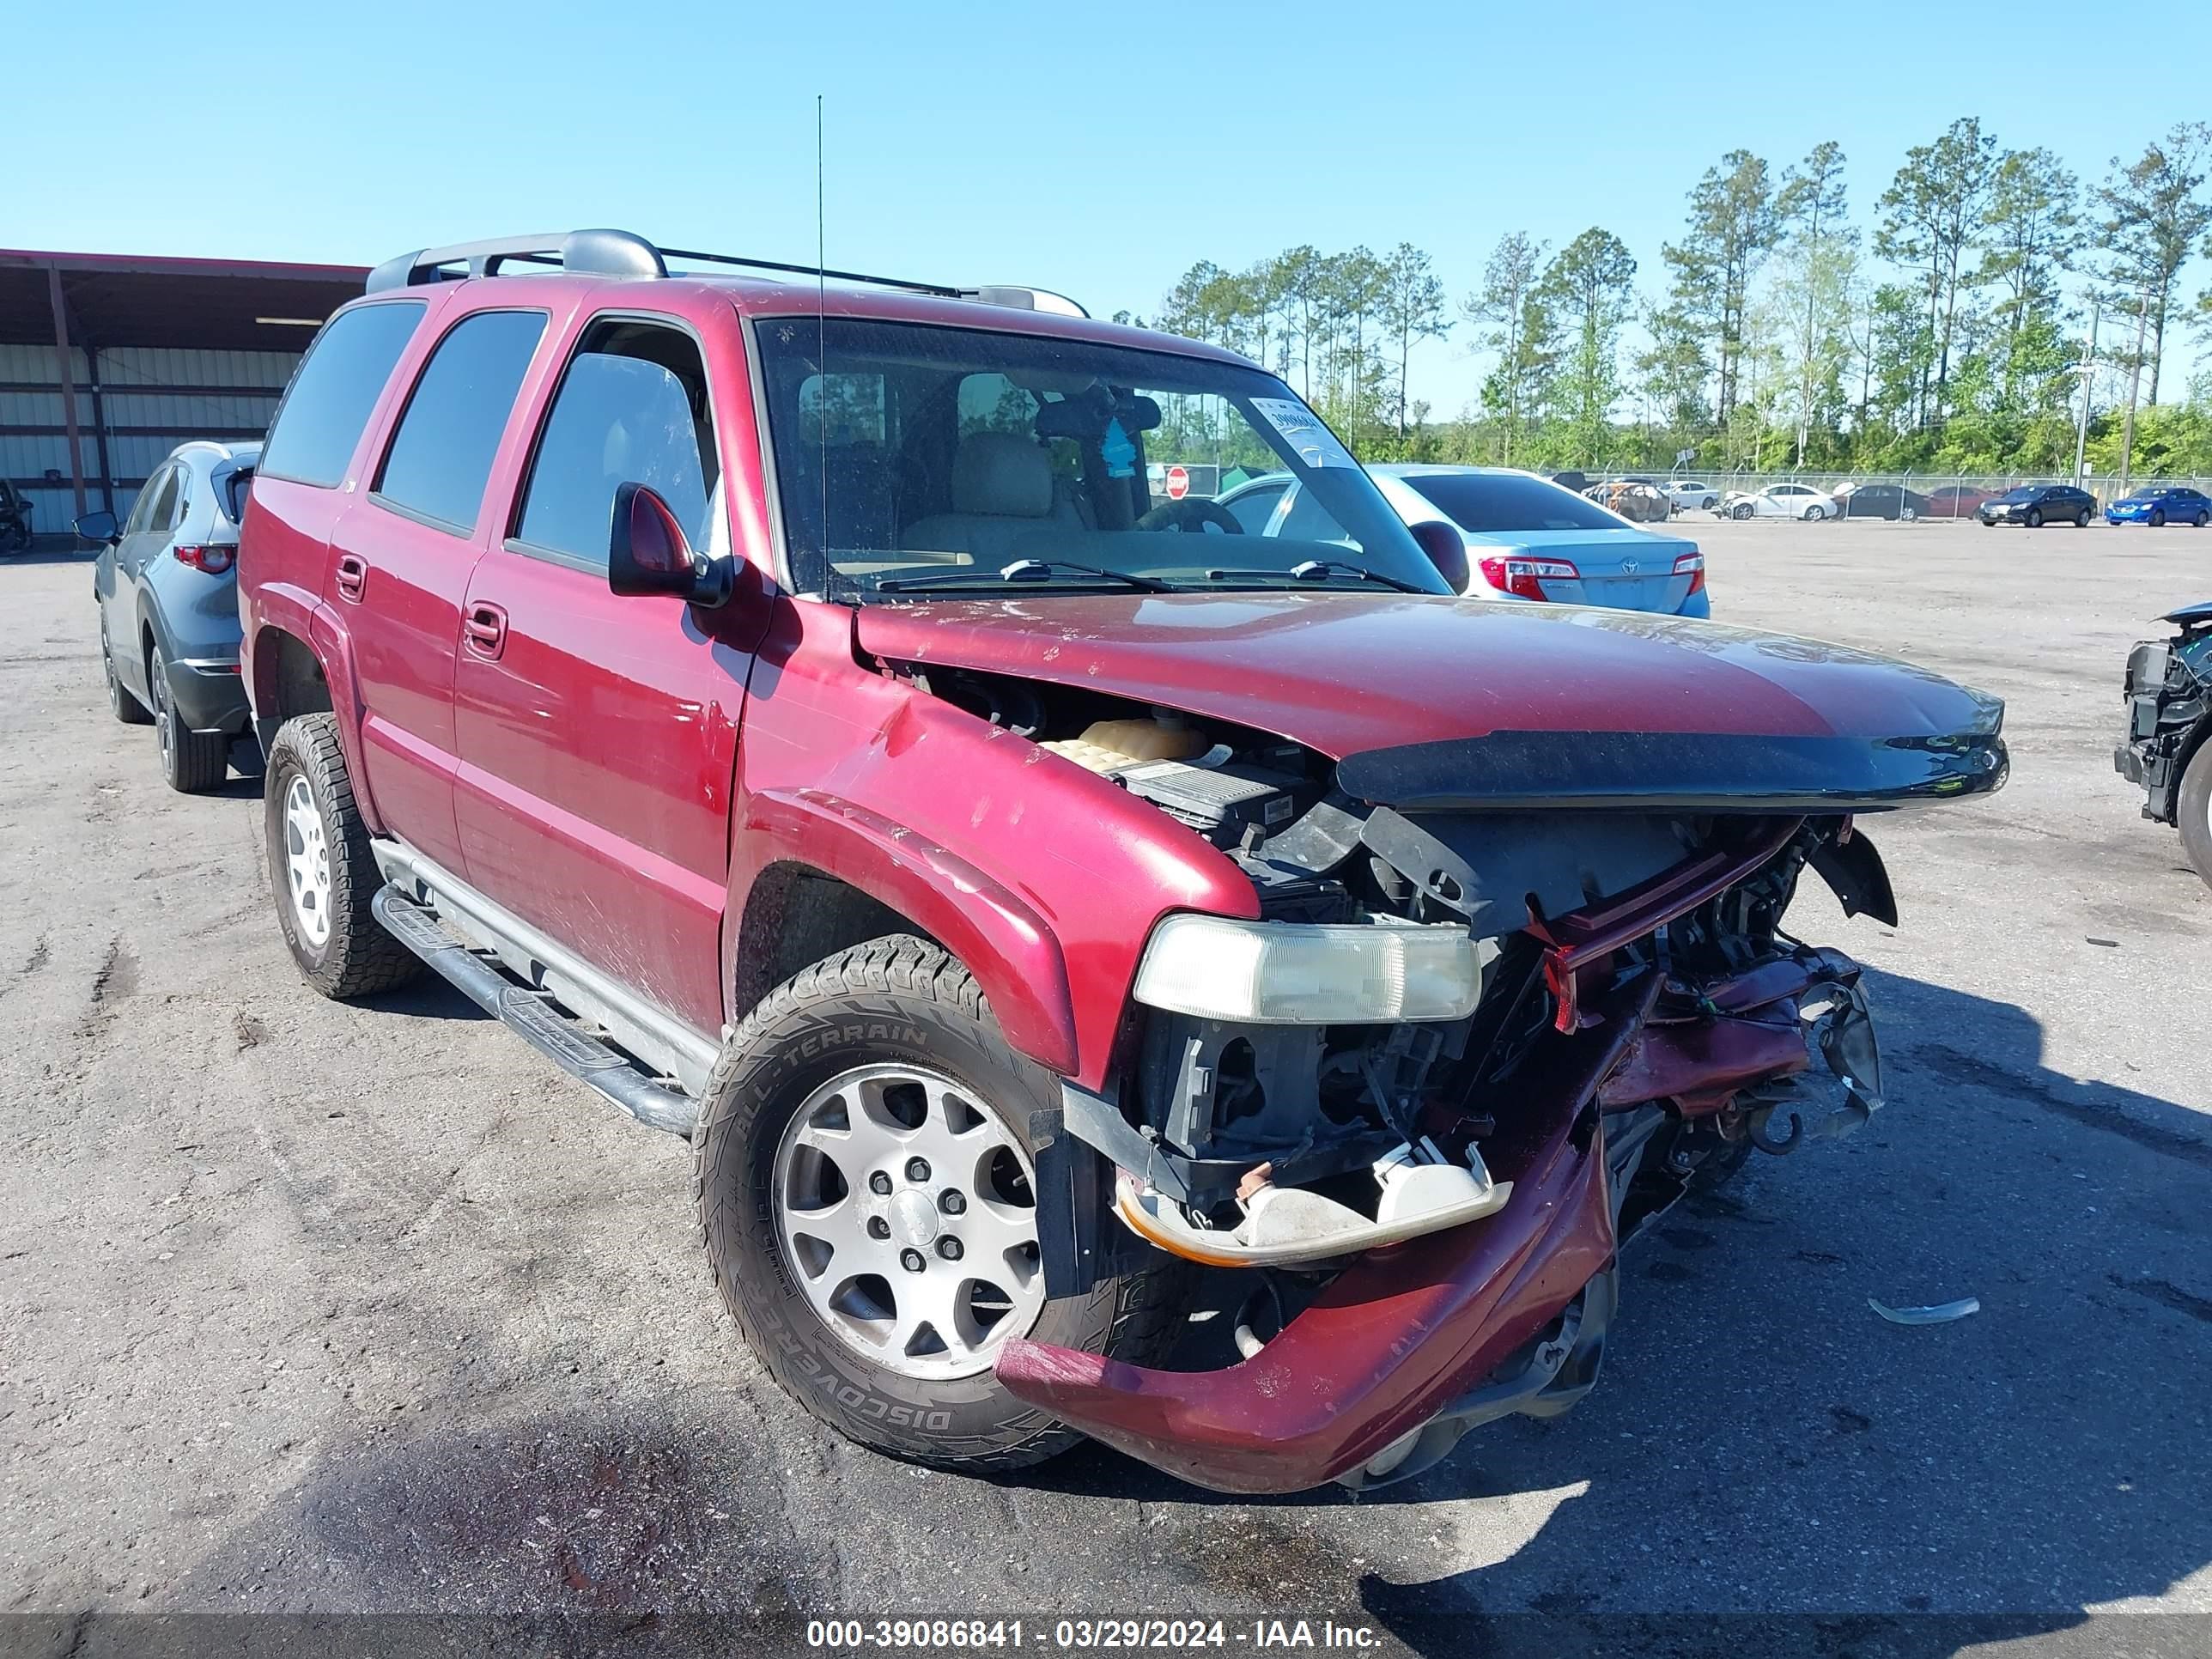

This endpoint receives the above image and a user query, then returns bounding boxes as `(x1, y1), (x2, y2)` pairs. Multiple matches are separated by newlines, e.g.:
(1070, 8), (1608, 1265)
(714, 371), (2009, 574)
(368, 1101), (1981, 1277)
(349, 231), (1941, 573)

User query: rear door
(452, 311), (751, 1034)
(103, 463), (181, 697)
(327, 306), (550, 874)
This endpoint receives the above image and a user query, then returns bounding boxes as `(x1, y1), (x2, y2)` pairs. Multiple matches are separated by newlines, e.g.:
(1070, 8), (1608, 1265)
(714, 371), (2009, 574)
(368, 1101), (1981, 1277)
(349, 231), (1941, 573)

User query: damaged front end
(2115, 600), (2212, 829)
(989, 708), (2002, 1495)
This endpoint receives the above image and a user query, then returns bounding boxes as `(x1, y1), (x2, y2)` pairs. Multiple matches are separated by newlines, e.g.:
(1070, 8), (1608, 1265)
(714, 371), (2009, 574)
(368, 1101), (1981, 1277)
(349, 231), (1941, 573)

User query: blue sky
(20, 0), (2212, 412)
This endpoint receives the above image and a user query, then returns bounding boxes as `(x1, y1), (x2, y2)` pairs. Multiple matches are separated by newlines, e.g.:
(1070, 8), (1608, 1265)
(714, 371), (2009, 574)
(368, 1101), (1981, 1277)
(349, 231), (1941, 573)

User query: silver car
(82, 441), (259, 793)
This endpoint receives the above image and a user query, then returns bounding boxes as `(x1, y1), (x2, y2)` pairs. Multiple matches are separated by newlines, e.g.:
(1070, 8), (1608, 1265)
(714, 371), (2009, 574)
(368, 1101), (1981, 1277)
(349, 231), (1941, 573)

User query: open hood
(854, 592), (2003, 806)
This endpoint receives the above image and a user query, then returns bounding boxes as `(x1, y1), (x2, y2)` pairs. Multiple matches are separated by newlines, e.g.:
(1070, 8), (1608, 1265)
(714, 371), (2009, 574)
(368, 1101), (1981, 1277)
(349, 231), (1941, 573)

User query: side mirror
(76, 510), (120, 545)
(608, 483), (730, 606)
(1407, 519), (1469, 593)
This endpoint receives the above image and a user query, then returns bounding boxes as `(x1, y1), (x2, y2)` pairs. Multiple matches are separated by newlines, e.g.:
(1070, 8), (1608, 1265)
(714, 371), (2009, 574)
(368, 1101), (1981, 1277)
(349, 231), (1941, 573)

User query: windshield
(1400, 470), (1625, 533)
(753, 317), (1447, 599)
(1996, 487), (2039, 502)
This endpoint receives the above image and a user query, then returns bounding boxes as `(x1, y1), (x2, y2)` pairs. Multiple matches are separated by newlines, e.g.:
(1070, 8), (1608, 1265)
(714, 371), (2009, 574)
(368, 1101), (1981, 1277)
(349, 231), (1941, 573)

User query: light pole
(2072, 298), (2099, 486)
(2118, 293), (2150, 499)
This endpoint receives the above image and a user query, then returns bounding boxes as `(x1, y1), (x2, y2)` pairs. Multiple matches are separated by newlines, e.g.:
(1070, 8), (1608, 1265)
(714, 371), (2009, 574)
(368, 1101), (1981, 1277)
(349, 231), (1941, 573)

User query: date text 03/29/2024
(805, 1619), (1385, 1650)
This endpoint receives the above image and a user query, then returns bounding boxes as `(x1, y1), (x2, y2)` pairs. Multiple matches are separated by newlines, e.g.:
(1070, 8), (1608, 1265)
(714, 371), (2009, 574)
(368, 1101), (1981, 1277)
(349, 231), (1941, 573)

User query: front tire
(2179, 742), (2212, 896)
(149, 644), (228, 793)
(2027, 508), (2044, 528)
(1731, 502), (1753, 520)
(694, 934), (1183, 1472)
(262, 713), (422, 999)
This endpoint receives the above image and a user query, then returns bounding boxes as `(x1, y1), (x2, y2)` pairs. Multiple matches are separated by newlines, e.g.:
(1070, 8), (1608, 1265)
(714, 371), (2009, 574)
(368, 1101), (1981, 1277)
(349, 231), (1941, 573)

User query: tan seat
(899, 433), (1080, 568)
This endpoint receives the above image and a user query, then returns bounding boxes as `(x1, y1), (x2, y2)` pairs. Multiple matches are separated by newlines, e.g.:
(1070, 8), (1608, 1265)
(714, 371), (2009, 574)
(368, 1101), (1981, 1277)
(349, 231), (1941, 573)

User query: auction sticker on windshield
(1251, 398), (1356, 469)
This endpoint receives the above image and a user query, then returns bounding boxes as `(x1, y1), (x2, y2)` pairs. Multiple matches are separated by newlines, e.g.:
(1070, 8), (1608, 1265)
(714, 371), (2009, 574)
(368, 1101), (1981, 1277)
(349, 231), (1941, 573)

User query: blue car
(1214, 465), (1707, 616)
(2106, 485), (2211, 528)
(1370, 465), (1709, 616)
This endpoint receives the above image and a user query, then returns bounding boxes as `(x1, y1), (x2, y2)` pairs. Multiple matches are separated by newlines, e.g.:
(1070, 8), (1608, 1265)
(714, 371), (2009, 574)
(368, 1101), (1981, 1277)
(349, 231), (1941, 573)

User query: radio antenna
(816, 94), (828, 561)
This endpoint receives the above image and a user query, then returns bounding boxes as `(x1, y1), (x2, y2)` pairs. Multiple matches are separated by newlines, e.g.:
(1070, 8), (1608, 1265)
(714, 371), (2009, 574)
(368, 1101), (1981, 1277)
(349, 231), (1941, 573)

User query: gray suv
(82, 441), (258, 792)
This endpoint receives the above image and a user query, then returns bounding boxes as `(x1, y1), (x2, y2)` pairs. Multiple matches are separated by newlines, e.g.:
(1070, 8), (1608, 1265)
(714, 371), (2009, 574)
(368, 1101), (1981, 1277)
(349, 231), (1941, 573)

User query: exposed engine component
(1113, 1138), (1510, 1268)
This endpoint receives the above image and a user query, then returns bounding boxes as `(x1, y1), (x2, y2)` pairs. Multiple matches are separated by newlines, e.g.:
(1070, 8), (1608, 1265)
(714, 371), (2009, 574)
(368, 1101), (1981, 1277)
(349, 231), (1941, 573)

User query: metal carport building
(0, 249), (368, 547)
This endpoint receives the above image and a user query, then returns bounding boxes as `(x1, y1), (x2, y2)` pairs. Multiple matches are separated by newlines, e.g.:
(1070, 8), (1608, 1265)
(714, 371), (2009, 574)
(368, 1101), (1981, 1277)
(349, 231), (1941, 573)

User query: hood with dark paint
(854, 591), (2002, 764)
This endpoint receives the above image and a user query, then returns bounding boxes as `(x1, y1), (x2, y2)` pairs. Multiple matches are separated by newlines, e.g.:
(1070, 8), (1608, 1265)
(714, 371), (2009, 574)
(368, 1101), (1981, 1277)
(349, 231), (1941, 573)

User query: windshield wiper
(876, 558), (1173, 594)
(1200, 557), (1429, 595)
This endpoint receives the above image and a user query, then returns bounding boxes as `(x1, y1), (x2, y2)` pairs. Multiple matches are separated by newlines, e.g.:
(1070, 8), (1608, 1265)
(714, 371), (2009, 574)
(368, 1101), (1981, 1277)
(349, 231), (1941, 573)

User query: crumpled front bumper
(993, 969), (1656, 1495)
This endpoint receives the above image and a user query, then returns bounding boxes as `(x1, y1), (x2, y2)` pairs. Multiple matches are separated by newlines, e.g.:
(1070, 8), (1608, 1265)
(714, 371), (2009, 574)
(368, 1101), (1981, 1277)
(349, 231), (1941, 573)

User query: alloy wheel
(281, 775), (333, 949)
(772, 1062), (1046, 1381)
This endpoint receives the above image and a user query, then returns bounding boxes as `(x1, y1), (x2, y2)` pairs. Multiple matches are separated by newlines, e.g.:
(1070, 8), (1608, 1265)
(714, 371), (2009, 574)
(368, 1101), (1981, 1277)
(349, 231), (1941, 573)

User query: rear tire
(2075, 510), (2091, 528)
(2179, 741), (2212, 896)
(694, 934), (1185, 1473)
(103, 624), (152, 725)
(263, 712), (422, 999)
(150, 644), (228, 793)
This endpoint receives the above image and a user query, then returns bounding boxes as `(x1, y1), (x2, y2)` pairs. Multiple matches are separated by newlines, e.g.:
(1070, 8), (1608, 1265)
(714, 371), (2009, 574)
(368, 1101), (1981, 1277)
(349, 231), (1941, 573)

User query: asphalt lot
(2, 519), (2208, 1657)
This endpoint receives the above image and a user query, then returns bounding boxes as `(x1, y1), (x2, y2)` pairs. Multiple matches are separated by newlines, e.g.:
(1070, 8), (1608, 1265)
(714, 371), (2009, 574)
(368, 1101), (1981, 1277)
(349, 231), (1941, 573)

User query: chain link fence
(1644, 468), (2212, 520)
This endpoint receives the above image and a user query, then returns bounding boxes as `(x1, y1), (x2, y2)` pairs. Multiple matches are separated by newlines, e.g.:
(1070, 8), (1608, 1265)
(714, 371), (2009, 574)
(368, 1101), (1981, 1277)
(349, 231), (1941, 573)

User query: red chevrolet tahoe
(237, 229), (2005, 1494)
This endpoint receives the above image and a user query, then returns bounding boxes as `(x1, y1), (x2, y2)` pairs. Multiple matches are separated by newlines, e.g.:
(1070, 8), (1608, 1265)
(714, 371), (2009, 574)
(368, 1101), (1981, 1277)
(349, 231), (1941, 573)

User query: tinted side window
(1224, 482), (1286, 535)
(514, 322), (717, 568)
(124, 466), (169, 536)
(1279, 484), (1348, 544)
(143, 467), (182, 535)
(374, 310), (546, 533)
(260, 301), (428, 489)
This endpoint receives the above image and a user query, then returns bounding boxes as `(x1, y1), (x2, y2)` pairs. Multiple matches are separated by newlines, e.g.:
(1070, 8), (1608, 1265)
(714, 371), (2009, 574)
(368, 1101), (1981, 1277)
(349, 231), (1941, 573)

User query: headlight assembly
(1131, 915), (1482, 1025)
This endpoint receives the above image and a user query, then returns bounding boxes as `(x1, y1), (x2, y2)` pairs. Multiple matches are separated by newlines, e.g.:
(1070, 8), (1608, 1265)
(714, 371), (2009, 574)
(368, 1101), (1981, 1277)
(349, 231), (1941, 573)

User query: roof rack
(363, 228), (1087, 317)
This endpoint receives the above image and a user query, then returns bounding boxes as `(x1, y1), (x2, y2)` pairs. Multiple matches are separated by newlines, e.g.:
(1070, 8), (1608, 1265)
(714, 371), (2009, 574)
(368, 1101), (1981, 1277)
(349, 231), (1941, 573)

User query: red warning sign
(1164, 465), (1190, 501)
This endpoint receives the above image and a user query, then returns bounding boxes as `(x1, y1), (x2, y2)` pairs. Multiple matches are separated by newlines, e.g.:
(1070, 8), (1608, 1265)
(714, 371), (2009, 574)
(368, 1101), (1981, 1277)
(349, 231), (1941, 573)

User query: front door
(329, 306), (549, 875)
(453, 314), (751, 1035)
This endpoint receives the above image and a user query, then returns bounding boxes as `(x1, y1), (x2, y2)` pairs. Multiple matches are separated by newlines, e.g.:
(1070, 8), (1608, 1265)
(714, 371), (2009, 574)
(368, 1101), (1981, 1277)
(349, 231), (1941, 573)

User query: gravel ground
(1, 520), (2207, 1658)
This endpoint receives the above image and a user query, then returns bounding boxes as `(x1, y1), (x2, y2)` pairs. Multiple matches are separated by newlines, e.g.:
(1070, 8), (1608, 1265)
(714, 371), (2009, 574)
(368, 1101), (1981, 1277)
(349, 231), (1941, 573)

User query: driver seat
(900, 433), (1082, 568)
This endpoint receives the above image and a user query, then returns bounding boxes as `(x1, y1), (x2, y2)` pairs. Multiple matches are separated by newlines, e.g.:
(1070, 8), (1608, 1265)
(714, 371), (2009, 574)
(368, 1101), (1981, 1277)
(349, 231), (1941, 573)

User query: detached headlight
(1132, 915), (1482, 1024)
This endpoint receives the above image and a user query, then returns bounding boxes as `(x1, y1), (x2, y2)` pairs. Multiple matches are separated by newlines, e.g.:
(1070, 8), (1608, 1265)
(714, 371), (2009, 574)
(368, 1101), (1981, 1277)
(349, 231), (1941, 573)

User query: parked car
(1837, 483), (1933, 521)
(2105, 485), (2212, 528)
(78, 441), (259, 792)
(1660, 478), (1720, 512)
(1720, 482), (1840, 520)
(2114, 601), (2212, 890)
(1586, 478), (1672, 523)
(1979, 483), (2095, 528)
(1924, 483), (1999, 519)
(1297, 464), (1711, 616)
(0, 477), (33, 554)
(237, 228), (2006, 1497)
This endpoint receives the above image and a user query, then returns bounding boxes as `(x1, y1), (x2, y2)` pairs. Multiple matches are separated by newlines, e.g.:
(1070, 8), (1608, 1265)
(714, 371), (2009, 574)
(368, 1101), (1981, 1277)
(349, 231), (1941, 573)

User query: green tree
(1662, 149), (1782, 427)
(1538, 228), (1638, 465)
(1376, 243), (1451, 442)
(1980, 146), (2080, 408)
(1877, 117), (1999, 430)
(1775, 141), (1855, 465)
(2095, 123), (2212, 405)
(1463, 231), (1547, 464)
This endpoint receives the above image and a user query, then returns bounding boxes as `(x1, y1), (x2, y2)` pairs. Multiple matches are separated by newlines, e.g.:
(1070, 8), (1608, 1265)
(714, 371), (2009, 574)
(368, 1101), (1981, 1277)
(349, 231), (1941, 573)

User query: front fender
(735, 787), (1080, 1077)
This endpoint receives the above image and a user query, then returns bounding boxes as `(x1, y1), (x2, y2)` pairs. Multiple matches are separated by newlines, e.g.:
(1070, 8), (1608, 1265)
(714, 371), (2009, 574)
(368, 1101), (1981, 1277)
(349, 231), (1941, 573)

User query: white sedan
(1660, 479), (1721, 511)
(1721, 482), (1840, 521)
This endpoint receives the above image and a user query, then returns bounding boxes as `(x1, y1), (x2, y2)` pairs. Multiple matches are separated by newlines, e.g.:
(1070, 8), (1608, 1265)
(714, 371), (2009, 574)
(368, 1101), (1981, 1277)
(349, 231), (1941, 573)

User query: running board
(371, 885), (698, 1138)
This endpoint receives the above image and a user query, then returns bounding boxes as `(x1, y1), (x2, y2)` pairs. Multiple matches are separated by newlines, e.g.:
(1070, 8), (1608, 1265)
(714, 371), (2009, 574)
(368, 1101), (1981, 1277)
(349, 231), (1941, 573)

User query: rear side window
(374, 310), (547, 533)
(514, 320), (718, 568)
(259, 301), (427, 489)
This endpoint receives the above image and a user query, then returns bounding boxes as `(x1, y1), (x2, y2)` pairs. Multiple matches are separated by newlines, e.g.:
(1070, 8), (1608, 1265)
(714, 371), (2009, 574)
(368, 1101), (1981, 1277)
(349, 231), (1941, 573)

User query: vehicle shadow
(1019, 966), (2212, 1652)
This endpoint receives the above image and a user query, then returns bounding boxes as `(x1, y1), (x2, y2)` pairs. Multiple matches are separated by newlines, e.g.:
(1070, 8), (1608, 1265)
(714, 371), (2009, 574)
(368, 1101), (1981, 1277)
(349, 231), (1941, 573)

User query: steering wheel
(1136, 496), (1243, 534)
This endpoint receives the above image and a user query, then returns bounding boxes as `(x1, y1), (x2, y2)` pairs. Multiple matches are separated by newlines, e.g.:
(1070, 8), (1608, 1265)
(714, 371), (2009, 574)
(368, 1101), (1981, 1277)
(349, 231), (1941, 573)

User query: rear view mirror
(608, 483), (729, 606)
(1407, 520), (1469, 593)
(76, 510), (119, 545)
